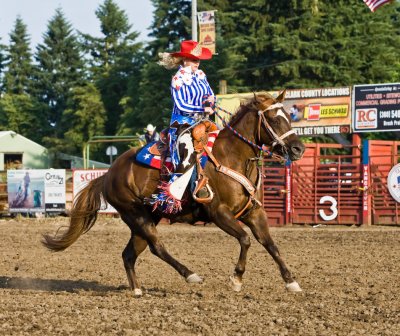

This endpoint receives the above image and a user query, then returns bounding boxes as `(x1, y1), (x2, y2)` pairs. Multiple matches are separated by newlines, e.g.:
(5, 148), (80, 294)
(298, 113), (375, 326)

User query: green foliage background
(0, 0), (399, 164)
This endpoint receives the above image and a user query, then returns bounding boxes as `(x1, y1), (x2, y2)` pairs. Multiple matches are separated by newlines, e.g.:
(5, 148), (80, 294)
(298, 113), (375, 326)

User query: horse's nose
(290, 143), (305, 157)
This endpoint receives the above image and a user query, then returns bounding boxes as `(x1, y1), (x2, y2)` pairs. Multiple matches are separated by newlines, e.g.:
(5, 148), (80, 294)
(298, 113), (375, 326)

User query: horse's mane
(228, 92), (276, 126)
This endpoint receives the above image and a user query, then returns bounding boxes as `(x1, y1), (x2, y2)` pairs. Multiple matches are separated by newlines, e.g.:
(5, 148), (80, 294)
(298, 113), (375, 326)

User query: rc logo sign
(387, 163), (400, 203)
(355, 108), (377, 129)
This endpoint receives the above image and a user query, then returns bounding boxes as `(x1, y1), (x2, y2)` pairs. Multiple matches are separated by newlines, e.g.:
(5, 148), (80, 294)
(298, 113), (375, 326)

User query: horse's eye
(270, 116), (280, 126)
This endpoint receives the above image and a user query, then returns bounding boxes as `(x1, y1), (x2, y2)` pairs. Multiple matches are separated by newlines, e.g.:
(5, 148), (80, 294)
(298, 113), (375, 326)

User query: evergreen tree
(0, 40), (5, 90)
(81, 0), (142, 135)
(3, 17), (34, 94)
(34, 8), (86, 140)
(0, 93), (44, 142)
(118, 0), (193, 134)
(0, 17), (44, 142)
(217, 0), (400, 91)
(62, 83), (107, 157)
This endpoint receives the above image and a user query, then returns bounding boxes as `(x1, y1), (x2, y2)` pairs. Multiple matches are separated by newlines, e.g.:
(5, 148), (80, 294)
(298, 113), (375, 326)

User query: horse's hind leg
(212, 204), (252, 292)
(242, 208), (302, 292)
(122, 234), (148, 297)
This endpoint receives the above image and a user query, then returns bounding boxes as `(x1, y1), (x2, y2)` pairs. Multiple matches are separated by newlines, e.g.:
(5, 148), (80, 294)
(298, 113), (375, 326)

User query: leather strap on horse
(202, 145), (261, 219)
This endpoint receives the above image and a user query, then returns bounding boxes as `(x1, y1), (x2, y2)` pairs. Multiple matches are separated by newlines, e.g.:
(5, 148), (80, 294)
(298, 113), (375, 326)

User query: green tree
(0, 17), (45, 142)
(62, 83), (107, 157)
(0, 40), (5, 90)
(81, 0), (143, 135)
(118, 0), (193, 135)
(216, 0), (400, 91)
(3, 17), (34, 94)
(0, 93), (44, 142)
(34, 8), (86, 140)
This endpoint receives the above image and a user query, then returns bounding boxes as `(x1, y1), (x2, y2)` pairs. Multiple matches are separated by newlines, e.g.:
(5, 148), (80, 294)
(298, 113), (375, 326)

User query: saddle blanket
(136, 130), (220, 170)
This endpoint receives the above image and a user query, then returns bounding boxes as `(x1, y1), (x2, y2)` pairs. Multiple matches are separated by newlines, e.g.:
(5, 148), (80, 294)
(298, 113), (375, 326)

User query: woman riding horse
(43, 90), (305, 297)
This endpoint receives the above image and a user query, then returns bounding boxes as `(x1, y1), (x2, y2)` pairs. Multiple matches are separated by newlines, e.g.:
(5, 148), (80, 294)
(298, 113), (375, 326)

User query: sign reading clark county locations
(387, 163), (400, 203)
(353, 83), (400, 132)
(73, 170), (117, 213)
(283, 87), (351, 136)
(217, 87), (351, 136)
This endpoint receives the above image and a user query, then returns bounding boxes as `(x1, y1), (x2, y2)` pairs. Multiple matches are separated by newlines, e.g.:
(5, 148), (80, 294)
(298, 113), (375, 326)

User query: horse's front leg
(138, 221), (203, 284)
(212, 204), (251, 292)
(241, 207), (302, 292)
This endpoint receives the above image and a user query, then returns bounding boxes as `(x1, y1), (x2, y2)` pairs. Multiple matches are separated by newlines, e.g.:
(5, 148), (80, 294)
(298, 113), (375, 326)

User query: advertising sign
(7, 170), (45, 213)
(353, 83), (400, 133)
(198, 10), (216, 54)
(44, 169), (66, 212)
(73, 169), (117, 213)
(283, 87), (352, 136)
(217, 86), (352, 135)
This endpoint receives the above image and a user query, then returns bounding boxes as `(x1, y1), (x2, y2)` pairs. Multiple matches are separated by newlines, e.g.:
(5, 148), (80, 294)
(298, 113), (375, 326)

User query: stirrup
(193, 178), (214, 204)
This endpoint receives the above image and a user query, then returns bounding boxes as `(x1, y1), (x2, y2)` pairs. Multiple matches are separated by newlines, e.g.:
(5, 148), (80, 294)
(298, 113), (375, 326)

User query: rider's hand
(204, 106), (214, 115)
(207, 96), (215, 104)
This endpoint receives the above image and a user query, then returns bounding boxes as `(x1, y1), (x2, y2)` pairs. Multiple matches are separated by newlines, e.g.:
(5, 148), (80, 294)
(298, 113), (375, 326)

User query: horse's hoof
(186, 273), (203, 283)
(286, 281), (302, 292)
(229, 275), (242, 292)
(133, 288), (143, 297)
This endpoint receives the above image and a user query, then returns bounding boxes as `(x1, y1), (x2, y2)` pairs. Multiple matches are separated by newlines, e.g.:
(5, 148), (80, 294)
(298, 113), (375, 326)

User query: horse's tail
(42, 174), (106, 252)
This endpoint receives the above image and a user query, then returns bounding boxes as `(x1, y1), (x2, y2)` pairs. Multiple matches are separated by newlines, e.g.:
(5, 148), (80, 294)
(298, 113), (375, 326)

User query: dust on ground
(0, 217), (399, 335)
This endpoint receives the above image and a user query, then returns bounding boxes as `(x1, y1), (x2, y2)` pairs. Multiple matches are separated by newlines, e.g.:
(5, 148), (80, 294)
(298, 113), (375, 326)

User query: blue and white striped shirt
(171, 65), (214, 119)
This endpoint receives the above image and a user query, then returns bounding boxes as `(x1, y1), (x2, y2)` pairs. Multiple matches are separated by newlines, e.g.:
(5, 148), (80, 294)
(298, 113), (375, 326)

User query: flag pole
(192, 0), (197, 41)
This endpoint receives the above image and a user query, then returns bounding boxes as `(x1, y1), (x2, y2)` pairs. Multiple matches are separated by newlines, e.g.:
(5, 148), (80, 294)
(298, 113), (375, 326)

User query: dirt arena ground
(0, 217), (399, 335)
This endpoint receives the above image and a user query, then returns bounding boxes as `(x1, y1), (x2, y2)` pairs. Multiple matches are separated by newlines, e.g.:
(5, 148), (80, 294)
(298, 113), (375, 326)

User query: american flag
(363, 0), (392, 12)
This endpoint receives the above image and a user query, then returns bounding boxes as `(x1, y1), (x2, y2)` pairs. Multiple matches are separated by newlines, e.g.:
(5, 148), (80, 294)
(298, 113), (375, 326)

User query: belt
(183, 112), (202, 119)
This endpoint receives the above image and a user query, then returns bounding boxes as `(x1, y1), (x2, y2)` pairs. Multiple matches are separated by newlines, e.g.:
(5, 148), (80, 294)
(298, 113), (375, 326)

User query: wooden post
(219, 80), (227, 95)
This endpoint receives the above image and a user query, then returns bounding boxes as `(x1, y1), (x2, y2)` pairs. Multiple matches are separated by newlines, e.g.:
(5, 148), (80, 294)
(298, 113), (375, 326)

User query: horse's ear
(276, 89), (287, 102)
(253, 92), (258, 102)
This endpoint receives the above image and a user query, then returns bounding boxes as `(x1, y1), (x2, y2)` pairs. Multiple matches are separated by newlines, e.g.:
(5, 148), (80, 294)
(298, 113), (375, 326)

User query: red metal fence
(262, 140), (400, 226)
(368, 140), (400, 225)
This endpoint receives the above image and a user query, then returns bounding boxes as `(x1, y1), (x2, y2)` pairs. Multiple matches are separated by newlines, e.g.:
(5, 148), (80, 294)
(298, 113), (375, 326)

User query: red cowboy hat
(170, 40), (212, 60)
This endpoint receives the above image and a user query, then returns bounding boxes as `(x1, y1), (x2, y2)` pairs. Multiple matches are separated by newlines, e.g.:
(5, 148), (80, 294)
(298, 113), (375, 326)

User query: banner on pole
(197, 10), (216, 54)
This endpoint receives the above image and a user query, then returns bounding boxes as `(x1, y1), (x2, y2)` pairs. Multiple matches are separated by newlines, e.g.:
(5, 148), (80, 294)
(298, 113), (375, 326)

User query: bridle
(257, 102), (296, 151)
(214, 100), (295, 159)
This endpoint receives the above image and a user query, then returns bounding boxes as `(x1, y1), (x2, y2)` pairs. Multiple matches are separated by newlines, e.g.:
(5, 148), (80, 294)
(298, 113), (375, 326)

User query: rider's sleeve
(171, 85), (204, 113)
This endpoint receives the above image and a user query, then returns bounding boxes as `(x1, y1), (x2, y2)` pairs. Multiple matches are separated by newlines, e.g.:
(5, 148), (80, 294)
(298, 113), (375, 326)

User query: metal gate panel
(291, 144), (363, 225)
(262, 162), (286, 226)
(368, 140), (400, 225)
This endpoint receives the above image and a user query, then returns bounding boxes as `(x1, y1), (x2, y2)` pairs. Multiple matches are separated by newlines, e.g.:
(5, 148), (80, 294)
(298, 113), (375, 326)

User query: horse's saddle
(136, 129), (220, 170)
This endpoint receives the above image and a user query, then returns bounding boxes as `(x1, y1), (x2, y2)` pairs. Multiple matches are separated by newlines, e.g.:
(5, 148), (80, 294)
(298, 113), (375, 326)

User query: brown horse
(43, 90), (305, 296)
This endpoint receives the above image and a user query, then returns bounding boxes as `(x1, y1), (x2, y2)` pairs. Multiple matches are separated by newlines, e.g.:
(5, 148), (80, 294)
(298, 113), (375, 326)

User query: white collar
(180, 65), (202, 76)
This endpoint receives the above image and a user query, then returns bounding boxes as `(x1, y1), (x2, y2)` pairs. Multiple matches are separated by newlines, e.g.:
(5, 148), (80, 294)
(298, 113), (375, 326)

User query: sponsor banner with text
(283, 87), (351, 135)
(44, 169), (66, 211)
(7, 169), (66, 213)
(353, 83), (400, 133)
(217, 87), (352, 135)
(198, 10), (216, 54)
(73, 169), (117, 213)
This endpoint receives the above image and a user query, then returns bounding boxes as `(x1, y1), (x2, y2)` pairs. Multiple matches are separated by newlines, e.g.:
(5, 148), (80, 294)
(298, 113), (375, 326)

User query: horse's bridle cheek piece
(257, 102), (295, 150)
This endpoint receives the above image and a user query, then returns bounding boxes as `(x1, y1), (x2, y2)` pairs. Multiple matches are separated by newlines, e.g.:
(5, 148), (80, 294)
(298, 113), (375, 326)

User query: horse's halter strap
(257, 103), (295, 149)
